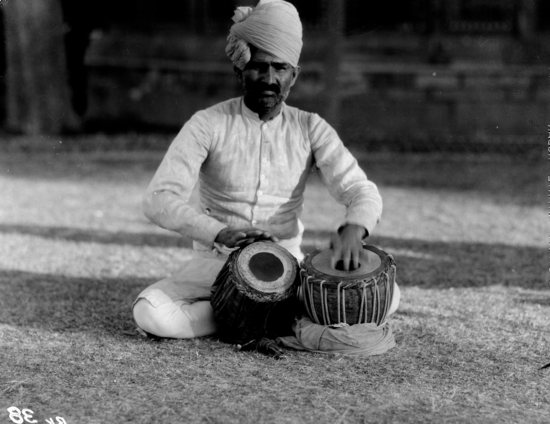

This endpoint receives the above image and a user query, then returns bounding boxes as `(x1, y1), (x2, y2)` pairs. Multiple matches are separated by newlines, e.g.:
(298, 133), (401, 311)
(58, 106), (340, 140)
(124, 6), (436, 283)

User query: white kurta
(143, 97), (382, 252)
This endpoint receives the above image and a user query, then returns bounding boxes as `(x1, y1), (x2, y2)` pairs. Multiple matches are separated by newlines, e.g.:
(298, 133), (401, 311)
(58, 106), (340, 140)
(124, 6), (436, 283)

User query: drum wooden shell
(298, 245), (396, 326)
(210, 241), (300, 344)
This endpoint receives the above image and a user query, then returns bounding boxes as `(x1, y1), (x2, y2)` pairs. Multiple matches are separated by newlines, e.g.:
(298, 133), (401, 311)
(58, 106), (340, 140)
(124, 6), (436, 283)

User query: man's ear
(290, 65), (301, 88)
(234, 66), (244, 85)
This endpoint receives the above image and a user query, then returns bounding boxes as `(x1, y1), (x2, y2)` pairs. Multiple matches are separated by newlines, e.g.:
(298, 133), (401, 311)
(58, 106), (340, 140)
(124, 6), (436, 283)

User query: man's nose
(260, 66), (276, 84)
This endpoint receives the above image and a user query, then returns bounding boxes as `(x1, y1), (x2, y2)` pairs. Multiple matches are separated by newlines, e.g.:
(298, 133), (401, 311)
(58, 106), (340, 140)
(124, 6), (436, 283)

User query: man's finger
(244, 229), (264, 237)
(235, 237), (256, 247)
(239, 230), (272, 243)
(341, 248), (351, 271)
(233, 231), (248, 240)
(258, 231), (276, 241)
(263, 233), (279, 242)
(250, 230), (279, 243)
(227, 231), (248, 247)
(254, 231), (272, 240)
(351, 248), (361, 271)
(330, 234), (342, 269)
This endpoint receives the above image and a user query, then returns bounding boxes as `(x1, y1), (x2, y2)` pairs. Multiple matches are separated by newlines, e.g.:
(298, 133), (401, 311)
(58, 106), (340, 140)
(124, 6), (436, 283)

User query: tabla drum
(210, 241), (300, 344)
(298, 244), (396, 326)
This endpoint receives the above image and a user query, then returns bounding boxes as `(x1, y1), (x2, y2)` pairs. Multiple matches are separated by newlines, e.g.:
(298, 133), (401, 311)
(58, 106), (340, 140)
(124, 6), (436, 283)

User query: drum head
(307, 244), (387, 280)
(236, 241), (298, 294)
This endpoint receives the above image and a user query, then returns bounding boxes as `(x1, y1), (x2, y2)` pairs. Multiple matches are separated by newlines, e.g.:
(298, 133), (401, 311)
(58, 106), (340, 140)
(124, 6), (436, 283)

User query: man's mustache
(251, 83), (280, 94)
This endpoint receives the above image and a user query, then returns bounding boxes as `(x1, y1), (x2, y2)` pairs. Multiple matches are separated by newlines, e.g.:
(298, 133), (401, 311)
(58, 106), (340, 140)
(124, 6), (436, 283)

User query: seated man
(133, 0), (400, 340)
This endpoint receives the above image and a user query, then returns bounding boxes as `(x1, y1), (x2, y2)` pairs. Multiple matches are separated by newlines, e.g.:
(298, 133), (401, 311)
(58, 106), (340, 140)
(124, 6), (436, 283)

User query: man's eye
(273, 64), (290, 72)
(245, 62), (290, 73)
(246, 62), (263, 71)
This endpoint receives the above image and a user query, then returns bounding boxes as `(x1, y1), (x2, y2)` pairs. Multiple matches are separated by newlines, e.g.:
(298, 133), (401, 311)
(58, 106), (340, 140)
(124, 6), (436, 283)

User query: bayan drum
(210, 241), (300, 345)
(298, 245), (396, 326)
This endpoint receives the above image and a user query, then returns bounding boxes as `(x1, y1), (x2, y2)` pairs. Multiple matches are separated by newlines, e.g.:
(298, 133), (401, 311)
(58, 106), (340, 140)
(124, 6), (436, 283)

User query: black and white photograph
(0, 0), (548, 423)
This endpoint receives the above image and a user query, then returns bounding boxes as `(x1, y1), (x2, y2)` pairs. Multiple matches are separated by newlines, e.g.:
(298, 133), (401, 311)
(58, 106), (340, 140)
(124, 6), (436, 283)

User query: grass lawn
(0, 134), (548, 424)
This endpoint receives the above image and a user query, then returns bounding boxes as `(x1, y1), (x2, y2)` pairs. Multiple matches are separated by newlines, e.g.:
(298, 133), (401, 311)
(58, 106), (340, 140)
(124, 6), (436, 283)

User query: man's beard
(245, 83), (287, 114)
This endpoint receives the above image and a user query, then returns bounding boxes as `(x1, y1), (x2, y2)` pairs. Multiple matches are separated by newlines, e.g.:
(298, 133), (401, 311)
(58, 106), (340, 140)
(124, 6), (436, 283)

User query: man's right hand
(215, 227), (278, 248)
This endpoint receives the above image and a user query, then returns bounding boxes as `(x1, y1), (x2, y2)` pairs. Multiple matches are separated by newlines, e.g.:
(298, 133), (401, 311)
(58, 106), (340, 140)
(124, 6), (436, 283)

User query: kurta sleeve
(142, 111), (227, 245)
(308, 113), (382, 236)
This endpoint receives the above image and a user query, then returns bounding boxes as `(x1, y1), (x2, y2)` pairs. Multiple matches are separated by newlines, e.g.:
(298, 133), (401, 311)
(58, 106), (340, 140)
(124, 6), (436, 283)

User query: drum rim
(233, 241), (298, 300)
(302, 244), (391, 282)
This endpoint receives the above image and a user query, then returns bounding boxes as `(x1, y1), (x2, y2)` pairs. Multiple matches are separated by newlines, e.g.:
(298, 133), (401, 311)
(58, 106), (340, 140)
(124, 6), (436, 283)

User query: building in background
(3, 0), (548, 151)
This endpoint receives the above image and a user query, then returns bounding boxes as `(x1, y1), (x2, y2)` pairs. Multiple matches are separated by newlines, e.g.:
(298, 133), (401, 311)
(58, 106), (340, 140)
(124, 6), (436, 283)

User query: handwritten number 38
(7, 407), (36, 424)
(7, 407), (66, 424)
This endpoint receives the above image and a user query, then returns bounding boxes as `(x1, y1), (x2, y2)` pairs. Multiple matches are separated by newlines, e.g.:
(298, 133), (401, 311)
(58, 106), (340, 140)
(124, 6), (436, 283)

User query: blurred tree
(4, 0), (79, 134)
(322, 0), (344, 129)
(517, 0), (537, 41)
(61, 0), (101, 117)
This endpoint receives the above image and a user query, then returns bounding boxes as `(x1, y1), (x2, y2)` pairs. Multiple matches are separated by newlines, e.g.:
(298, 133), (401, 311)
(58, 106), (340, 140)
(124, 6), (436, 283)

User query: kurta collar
(240, 97), (285, 126)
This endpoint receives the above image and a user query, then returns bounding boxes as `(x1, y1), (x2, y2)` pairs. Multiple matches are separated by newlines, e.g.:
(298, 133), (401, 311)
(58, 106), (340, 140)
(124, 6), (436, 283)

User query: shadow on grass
(0, 270), (148, 336)
(0, 224), (546, 299)
(304, 232), (546, 291)
(0, 223), (192, 248)
(516, 293), (550, 307)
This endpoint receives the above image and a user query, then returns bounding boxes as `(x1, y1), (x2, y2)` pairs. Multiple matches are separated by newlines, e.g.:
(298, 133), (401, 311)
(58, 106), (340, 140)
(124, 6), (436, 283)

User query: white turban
(226, 0), (303, 70)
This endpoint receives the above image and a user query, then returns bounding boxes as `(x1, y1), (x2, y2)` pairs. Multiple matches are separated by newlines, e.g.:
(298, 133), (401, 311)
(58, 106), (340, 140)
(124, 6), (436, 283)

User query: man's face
(237, 49), (300, 118)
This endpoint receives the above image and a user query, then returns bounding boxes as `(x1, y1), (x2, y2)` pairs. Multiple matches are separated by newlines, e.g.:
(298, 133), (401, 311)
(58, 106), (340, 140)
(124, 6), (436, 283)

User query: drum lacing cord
(320, 280), (329, 325)
(358, 283), (367, 323)
(373, 278), (380, 324)
(300, 255), (397, 326)
(303, 270), (396, 326)
(303, 275), (371, 326)
(356, 278), (377, 324)
(299, 272), (322, 325)
(321, 280), (345, 325)
(320, 280), (331, 325)
(336, 281), (345, 325)
(380, 264), (397, 323)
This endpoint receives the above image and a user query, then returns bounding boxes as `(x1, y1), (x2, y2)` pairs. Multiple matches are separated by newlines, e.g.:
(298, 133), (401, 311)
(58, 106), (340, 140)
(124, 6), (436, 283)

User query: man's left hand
(330, 223), (367, 271)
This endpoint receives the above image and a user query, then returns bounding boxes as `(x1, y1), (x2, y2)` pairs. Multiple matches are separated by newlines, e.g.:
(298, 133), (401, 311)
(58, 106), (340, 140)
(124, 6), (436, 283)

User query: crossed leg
(132, 255), (226, 339)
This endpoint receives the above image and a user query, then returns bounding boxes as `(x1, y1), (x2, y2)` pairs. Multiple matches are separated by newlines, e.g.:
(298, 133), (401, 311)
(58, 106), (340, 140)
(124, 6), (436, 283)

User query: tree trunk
(517, 0), (537, 41)
(4, 0), (78, 134)
(322, 0), (345, 130)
